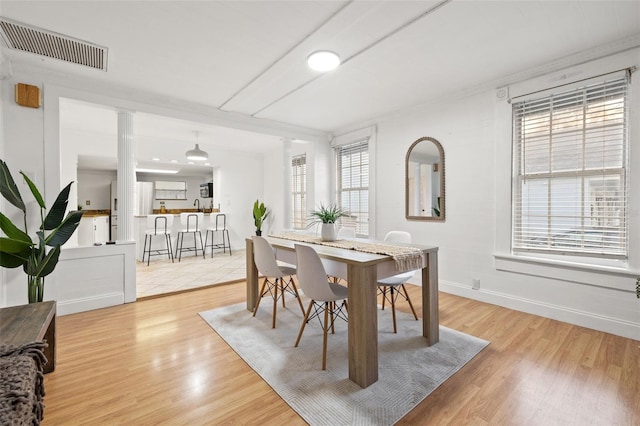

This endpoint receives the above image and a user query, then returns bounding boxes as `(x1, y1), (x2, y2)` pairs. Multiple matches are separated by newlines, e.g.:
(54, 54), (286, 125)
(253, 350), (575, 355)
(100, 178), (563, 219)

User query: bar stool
(175, 212), (205, 261)
(204, 213), (232, 257)
(142, 214), (174, 266)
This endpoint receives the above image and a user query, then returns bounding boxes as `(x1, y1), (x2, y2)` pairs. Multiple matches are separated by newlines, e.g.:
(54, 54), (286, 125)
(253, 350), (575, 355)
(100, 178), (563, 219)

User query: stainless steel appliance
(200, 182), (213, 198)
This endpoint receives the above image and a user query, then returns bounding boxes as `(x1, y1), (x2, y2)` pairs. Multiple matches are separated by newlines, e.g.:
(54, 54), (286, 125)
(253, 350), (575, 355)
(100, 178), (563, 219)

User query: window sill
(494, 252), (638, 292)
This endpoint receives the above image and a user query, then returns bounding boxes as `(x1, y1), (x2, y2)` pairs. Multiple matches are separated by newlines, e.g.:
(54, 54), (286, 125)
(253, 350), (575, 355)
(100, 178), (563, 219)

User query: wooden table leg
(246, 239), (259, 312)
(422, 250), (439, 345)
(347, 263), (378, 388)
(43, 307), (56, 374)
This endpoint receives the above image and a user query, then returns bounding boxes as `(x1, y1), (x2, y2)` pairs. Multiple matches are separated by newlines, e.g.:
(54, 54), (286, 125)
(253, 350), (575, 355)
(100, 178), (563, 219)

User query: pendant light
(185, 131), (208, 161)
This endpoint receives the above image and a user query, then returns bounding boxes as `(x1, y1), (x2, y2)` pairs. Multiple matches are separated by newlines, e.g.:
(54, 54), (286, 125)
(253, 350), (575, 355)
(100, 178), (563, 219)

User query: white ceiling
(2, 1), (640, 172)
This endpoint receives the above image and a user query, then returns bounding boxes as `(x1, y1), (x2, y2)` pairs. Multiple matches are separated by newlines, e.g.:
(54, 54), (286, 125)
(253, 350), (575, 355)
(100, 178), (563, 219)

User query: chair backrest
(180, 212), (203, 232)
(295, 244), (339, 301)
(337, 227), (356, 239)
(384, 231), (411, 244)
(252, 236), (286, 278)
(147, 214), (173, 233)
(210, 213), (226, 230)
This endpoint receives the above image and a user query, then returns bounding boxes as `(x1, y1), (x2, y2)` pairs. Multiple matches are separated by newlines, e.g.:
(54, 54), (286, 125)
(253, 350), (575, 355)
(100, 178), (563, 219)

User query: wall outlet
(472, 278), (480, 290)
(85, 200), (91, 205)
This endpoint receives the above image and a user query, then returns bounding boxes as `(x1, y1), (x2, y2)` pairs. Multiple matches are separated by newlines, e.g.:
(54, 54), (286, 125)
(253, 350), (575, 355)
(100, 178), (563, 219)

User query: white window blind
(336, 141), (369, 236)
(512, 75), (629, 259)
(291, 154), (306, 230)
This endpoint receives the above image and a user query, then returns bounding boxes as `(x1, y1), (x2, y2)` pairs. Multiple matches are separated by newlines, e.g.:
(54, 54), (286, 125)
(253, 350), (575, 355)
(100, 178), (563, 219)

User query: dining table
(245, 234), (439, 388)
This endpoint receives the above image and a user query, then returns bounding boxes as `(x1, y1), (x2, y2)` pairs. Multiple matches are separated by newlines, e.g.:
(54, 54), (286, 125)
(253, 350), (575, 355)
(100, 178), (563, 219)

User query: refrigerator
(110, 181), (154, 241)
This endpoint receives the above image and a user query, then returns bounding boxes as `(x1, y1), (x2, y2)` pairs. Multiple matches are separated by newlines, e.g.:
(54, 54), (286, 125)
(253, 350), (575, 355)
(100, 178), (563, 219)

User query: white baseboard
(56, 293), (125, 316)
(439, 280), (640, 341)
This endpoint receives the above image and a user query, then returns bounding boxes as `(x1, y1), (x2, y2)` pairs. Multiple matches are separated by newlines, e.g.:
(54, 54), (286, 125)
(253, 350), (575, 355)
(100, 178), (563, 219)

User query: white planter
(321, 223), (337, 241)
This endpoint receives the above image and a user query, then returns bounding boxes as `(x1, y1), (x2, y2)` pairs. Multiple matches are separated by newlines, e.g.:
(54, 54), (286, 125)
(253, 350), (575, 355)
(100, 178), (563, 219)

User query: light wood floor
(43, 283), (639, 425)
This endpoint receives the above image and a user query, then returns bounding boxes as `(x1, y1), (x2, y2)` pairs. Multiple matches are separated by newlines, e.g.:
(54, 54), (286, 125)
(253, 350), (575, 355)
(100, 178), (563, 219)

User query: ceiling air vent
(0, 17), (107, 71)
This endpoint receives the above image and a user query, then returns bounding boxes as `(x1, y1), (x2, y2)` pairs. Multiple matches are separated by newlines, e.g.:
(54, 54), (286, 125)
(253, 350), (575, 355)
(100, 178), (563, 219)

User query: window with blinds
(336, 141), (369, 236)
(291, 154), (306, 230)
(512, 75), (629, 259)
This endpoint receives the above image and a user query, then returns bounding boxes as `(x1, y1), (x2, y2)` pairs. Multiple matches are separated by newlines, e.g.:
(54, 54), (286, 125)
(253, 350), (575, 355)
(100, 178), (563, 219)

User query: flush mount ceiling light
(135, 168), (178, 174)
(185, 131), (208, 161)
(307, 50), (340, 72)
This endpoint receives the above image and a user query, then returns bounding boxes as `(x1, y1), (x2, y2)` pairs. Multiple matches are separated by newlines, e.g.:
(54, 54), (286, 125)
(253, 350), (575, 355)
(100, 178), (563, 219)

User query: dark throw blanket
(0, 342), (48, 425)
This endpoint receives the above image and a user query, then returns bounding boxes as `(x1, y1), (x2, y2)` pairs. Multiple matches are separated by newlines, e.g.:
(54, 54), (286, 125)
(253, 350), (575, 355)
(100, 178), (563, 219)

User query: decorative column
(117, 110), (136, 241)
(282, 138), (292, 230)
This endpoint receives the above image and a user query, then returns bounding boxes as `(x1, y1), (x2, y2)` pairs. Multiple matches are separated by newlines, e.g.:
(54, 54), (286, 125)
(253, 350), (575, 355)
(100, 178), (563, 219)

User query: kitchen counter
(151, 208), (221, 215)
(79, 209), (111, 217)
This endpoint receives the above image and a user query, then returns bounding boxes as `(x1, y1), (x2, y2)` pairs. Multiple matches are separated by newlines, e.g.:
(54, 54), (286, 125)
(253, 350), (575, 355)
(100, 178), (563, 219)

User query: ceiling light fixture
(185, 131), (208, 161)
(135, 168), (179, 174)
(307, 50), (340, 72)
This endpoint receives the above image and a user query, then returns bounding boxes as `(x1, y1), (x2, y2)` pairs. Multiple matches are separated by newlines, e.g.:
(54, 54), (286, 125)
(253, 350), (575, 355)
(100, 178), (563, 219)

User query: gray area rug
(200, 301), (489, 425)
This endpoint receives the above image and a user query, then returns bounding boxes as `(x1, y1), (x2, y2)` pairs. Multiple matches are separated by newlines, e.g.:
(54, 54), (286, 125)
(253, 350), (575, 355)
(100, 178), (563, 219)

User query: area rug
(199, 302), (489, 425)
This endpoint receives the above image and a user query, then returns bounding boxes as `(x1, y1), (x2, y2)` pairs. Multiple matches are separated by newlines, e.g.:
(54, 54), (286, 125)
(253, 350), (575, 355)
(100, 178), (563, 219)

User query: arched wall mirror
(406, 136), (445, 221)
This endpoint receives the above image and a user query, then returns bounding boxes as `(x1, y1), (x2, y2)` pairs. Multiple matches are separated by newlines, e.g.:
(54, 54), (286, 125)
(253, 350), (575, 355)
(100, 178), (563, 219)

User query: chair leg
(279, 278), (287, 308)
(199, 231), (205, 258)
(401, 284), (419, 320)
(167, 234), (174, 262)
(143, 235), (150, 266)
(295, 300), (314, 347)
(272, 277), (278, 329)
(381, 285), (387, 310)
(225, 230), (232, 255)
(390, 286), (397, 334)
(252, 277), (269, 317)
(329, 301), (336, 334)
(288, 278), (305, 315)
(322, 302), (329, 370)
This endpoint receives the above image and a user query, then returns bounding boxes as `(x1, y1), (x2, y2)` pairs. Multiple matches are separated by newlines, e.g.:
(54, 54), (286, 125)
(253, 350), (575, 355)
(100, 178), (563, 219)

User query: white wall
(77, 170), (116, 210)
(372, 52), (640, 340)
(0, 62), (277, 307)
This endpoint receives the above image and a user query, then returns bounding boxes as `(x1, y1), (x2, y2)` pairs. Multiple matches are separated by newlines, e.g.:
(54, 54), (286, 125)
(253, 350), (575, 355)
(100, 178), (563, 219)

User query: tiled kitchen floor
(136, 249), (247, 298)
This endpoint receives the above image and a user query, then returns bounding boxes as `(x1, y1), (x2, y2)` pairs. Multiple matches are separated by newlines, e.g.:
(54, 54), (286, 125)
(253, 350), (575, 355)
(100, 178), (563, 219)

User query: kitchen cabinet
(78, 216), (110, 245)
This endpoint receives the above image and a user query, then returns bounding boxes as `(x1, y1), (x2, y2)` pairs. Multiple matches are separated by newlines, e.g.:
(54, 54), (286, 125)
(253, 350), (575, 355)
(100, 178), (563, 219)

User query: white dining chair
(252, 236), (305, 328)
(142, 214), (174, 265)
(378, 231), (419, 333)
(175, 212), (205, 261)
(294, 243), (348, 370)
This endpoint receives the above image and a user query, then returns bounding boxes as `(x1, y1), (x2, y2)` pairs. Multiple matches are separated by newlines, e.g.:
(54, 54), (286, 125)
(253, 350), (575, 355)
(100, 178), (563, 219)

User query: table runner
(270, 232), (424, 271)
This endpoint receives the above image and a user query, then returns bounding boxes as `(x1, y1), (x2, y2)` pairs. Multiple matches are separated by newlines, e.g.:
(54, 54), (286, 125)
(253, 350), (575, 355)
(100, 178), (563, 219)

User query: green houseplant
(252, 199), (269, 236)
(0, 159), (83, 303)
(307, 203), (348, 241)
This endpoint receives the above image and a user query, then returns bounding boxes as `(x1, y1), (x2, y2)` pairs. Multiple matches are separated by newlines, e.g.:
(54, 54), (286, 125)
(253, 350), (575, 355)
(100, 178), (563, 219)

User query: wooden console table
(0, 301), (56, 373)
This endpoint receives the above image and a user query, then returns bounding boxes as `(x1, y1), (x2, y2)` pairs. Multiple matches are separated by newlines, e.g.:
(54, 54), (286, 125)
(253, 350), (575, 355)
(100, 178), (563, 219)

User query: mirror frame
(405, 136), (445, 221)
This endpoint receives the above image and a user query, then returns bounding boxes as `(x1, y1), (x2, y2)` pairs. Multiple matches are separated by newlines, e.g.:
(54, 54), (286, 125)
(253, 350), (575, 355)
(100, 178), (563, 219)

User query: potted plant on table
(0, 159), (83, 303)
(252, 199), (269, 236)
(307, 203), (348, 241)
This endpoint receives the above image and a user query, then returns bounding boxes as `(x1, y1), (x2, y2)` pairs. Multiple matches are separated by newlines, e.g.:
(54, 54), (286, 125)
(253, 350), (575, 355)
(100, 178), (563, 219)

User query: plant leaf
(35, 245), (61, 278)
(0, 159), (25, 212)
(24, 245), (60, 278)
(0, 251), (26, 268)
(45, 210), (83, 247)
(43, 182), (73, 230)
(20, 171), (45, 209)
(0, 212), (32, 243)
(0, 236), (32, 256)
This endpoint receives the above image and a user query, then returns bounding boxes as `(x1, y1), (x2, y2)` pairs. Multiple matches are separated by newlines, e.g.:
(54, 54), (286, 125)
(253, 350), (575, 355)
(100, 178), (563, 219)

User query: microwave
(200, 182), (213, 198)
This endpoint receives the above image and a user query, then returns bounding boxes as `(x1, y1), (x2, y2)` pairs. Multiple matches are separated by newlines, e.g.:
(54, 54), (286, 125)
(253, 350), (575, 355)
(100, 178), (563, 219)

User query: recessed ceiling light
(170, 159), (178, 163)
(152, 157), (160, 161)
(307, 50), (340, 72)
(204, 162), (211, 166)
